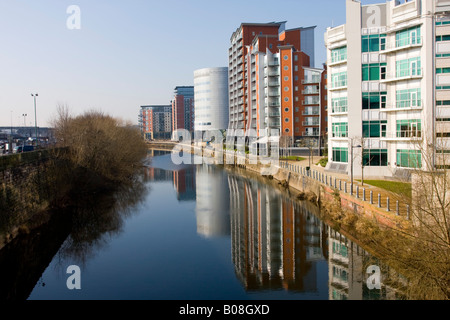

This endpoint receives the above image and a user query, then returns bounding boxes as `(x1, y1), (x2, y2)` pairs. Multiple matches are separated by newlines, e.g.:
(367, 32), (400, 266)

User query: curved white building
(193, 67), (229, 132)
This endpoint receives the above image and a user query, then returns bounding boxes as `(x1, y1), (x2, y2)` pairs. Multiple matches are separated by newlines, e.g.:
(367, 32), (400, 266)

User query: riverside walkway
(280, 156), (412, 220)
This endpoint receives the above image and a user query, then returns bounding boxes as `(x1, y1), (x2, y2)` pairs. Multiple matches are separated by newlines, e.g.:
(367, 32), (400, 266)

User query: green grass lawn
(358, 179), (412, 198)
(280, 156), (306, 161)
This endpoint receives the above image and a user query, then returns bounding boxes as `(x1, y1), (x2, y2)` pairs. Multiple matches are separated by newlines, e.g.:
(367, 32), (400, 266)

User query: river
(0, 151), (404, 300)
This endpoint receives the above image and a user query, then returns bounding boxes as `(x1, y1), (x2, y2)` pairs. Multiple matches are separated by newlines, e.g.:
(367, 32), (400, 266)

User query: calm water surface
(20, 152), (394, 300)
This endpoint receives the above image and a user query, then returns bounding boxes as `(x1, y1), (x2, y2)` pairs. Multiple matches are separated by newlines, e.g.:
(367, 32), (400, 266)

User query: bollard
(378, 194), (381, 208)
(339, 180), (342, 191)
(325, 175), (328, 185)
(396, 201), (399, 216)
(387, 197), (390, 212)
(406, 205), (410, 220)
(334, 178), (337, 189)
(370, 191), (373, 204)
(363, 188), (366, 201)
(350, 183), (353, 196)
(356, 186), (359, 198)
(345, 182), (347, 193)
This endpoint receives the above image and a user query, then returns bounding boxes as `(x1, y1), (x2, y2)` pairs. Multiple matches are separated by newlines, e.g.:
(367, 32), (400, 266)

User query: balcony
(302, 109), (320, 116)
(381, 68), (422, 83)
(303, 121), (320, 126)
(380, 100), (423, 112)
(268, 101), (280, 107)
(303, 98), (320, 105)
(302, 131), (320, 137)
(381, 36), (422, 54)
(302, 76), (321, 84)
(380, 131), (422, 141)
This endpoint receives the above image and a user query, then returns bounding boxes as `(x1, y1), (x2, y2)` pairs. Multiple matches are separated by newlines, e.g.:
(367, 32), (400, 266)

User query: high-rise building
(325, 0), (450, 179)
(139, 105), (172, 140)
(172, 86), (195, 139)
(228, 21), (327, 148)
(193, 67), (229, 133)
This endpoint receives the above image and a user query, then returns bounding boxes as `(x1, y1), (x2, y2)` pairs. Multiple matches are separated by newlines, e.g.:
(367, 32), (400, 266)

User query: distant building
(139, 105), (172, 140)
(172, 86), (195, 140)
(194, 67), (229, 134)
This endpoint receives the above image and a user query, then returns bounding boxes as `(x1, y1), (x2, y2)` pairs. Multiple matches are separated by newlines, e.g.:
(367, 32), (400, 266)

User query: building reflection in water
(173, 169), (196, 201)
(227, 170), (405, 299)
(327, 227), (405, 300)
(228, 172), (326, 293)
(144, 155), (407, 299)
(195, 164), (230, 238)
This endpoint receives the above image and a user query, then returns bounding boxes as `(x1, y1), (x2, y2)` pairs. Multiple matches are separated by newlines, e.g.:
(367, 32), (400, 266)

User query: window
(294, 55), (298, 61)
(396, 26), (421, 47)
(436, 35), (450, 42)
(362, 34), (386, 53)
(363, 149), (388, 166)
(284, 107), (289, 112)
(396, 89), (421, 108)
(285, 118), (289, 122)
(332, 147), (348, 163)
(284, 87), (289, 91)
(332, 122), (348, 138)
(362, 92), (387, 110)
(363, 120), (387, 138)
(436, 68), (450, 74)
(284, 76), (289, 81)
(397, 149), (421, 168)
(436, 100), (450, 106)
(396, 119), (422, 138)
(331, 72), (347, 88)
(331, 46), (347, 63)
(362, 63), (386, 81)
(284, 66), (289, 71)
(396, 57), (421, 78)
(294, 65), (298, 71)
(284, 55), (289, 60)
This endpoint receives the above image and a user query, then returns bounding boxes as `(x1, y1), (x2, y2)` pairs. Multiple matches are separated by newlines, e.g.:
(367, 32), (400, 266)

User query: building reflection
(173, 168), (196, 201)
(195, 164), (230, 238)
(228, 172), (326, 293)
(327, 227), (406, 300)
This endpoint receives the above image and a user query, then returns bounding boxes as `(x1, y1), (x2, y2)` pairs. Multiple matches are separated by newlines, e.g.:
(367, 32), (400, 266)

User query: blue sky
(0, 0), (383, 127)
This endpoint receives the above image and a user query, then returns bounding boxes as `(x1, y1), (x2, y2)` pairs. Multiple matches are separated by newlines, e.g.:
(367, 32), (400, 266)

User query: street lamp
(22, 113), (27, 148)
(31, 93), (38, 147)
(350, 138), (361, 196)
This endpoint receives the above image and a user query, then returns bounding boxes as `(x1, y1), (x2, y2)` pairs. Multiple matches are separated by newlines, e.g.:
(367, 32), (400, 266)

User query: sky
(0, 0), (384, 128)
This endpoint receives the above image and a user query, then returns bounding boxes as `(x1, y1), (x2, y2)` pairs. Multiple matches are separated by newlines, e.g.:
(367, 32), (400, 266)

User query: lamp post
(31, 93), (38, 147)
(22, 113), (27, 148)
(350, 138), (361, 196)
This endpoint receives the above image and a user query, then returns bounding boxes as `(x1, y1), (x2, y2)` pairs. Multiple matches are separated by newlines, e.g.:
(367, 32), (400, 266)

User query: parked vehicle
(13, 145), (34, 153)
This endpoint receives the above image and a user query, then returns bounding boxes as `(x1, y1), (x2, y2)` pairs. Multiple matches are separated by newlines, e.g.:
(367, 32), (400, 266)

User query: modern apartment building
(139, 105), (172, 140)
(193, 67), (229, 133)
(228, 22), (327, 148)
(172, 86), (195, 139)
(325, 0), (450, 179)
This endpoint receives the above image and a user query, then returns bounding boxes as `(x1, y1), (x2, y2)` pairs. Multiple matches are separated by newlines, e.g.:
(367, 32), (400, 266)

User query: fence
(279, 161), (411, 220)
